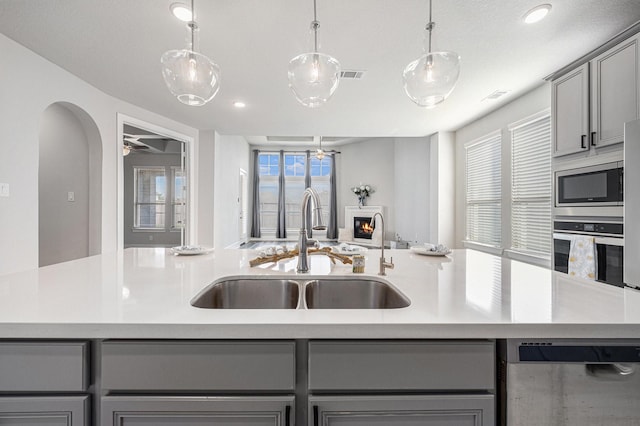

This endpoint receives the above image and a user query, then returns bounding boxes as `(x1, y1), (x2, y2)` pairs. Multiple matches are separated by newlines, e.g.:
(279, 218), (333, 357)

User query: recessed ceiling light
(170, 3), (192, 22)
(233, 101), (246, 108)
(523, 4), (551, 24)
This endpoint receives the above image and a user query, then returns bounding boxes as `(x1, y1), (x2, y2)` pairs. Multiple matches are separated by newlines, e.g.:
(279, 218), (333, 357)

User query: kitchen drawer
(0, 341), (89, 391)
(308, 340), (495, 391)
(0, 396), (89, 426)
(101, 340), (296, 391)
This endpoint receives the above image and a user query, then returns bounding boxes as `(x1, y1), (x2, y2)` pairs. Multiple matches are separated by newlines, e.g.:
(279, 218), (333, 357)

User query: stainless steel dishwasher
(499, 339), (640, 425)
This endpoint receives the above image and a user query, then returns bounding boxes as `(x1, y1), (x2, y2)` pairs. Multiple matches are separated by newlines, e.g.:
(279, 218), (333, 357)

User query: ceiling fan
(122, 136), (150, 156)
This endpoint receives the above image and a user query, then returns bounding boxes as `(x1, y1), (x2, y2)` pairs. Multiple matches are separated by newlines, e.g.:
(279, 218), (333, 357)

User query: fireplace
(354, 217), (375, 240)
(344, 206), (383, 246)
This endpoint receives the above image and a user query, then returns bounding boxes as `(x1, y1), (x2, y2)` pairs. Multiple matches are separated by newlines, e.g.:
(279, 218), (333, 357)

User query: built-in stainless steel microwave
(555, 161), (623, 216)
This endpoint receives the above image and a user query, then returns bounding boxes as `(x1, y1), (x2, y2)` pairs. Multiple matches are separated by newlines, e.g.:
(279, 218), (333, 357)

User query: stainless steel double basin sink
(190, 276), (410, 309)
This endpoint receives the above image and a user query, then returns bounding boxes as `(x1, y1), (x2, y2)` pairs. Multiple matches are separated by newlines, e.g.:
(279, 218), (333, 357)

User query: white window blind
(510, 114), (552, 257)
(465, 132), (502, 247)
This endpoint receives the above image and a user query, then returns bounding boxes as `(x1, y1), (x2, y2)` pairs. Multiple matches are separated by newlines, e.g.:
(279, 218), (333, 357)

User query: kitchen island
(2, 247), (640, 426)
(0, 247), (639, 338)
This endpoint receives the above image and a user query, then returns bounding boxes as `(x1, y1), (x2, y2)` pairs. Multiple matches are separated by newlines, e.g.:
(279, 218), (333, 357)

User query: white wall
(38, 103), (90, 266)
(339, 138), (396, 241)
(0, 33), (201, 275)
(454, 83), (551, 248)
(198, 130), (215, 248)
(429, 132), (456, 248)
(394, 137), (430, 244)
(213, 133), (250, 249)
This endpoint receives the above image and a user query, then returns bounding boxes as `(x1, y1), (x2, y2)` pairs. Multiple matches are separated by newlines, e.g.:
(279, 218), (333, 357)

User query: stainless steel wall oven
(553, 220), (624, 287)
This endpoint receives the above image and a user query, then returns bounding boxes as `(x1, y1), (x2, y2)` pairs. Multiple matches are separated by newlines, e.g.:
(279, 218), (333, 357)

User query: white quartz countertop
(1, 247), (639, 339)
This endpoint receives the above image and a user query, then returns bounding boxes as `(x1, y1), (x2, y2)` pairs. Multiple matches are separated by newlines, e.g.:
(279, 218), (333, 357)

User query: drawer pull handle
(591, 131), (597, 146)
(581, 134), (586, 149)
(313, 405), (319, 426)
(285, 405), (291, 426)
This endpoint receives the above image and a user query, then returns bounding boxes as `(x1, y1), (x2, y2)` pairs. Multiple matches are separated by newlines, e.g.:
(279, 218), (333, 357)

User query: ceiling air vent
(340, 70), (366, 80)
(481, 90), (510, 102)
(266, 136), (314, 142)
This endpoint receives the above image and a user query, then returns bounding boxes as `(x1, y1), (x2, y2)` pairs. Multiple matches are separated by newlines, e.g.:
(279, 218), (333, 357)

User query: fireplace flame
(361, 222), (374, 234)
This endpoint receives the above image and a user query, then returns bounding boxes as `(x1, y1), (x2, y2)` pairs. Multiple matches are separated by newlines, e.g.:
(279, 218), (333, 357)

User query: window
(258, 154), (279, 231)
(172, 167), (186, 229)
(310, 156), (331, 225)
(257, 152), (333, 235)
(134, 167), (166, 229)
(133, 166), (185, 231)
(510, 114), (552, 257)
(284, 154), (306, 229)
(465, 132), (502, 247)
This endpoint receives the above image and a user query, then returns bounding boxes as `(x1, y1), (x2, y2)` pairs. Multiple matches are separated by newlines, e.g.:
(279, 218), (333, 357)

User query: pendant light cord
(190, 0), (196, 51)
(425, 0), (434, 53)
(311, 0), (319, 52)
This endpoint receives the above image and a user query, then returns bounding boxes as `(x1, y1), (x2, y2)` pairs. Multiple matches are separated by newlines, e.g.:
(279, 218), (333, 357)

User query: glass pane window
(258, 153), (279, 231)
(259, 153), (279, 176)
(465, 133), (502, 247)
(310, 156), (331, 225)
(172, 167), (186, 229)
(510, 115), (551, 257)
(134, 167), (166, 229)
(284, 154), (306, 229)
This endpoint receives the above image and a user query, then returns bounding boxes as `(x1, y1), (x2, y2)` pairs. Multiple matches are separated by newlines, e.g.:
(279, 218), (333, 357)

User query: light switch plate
(67, 191), (75, 202)
(0, 183), (9, 197)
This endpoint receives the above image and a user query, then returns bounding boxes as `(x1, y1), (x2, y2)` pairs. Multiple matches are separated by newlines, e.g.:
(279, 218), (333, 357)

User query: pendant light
(288, 0), (341, 108)
(402, 0), (460, 108)
(315, 136), (326, 160)
(161, 0), (220, 106)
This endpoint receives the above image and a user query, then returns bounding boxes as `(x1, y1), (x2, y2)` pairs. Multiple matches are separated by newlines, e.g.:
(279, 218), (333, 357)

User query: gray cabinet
(100, 341), (296, 426)
(591, 33), (640, 148)
(101, 396), (293, 426)
(101, 340), (295, 391)
(553, 33), (640, 157)
(310, 395), (494, 426)
(0, 341), (89, 391)
(307, 341), (496, 426)
(0, 342), (90, 426)
(0, 396), (89, 426)
(552, 63), (590, 156)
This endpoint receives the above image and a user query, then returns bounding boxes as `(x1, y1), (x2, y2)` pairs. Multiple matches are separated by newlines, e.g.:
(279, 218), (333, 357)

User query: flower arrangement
(352, 184), (373, 207)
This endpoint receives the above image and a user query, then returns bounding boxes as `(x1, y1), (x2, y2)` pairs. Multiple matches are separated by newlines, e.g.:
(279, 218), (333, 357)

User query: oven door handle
(553, 233), (574, 241)
(594, 236), (624, 246)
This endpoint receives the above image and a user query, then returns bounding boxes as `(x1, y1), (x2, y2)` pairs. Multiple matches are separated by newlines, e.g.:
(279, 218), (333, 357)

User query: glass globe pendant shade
(161, 49), (220, 106)
(288, 52), (341, 108)
(403, 51), (460, 108)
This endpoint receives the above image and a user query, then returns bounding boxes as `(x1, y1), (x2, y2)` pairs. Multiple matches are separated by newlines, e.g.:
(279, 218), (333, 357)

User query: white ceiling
(1, 0), (639, 140)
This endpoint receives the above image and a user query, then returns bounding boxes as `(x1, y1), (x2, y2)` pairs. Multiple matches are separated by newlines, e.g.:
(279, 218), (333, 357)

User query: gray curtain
(327, 153), (338, 239)
(276, 150), (286, 238)
(250, 150), (261, 238)
(305, 150), (312, 237)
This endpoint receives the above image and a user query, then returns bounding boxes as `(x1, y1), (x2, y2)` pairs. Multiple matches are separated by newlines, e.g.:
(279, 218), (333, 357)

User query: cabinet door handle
(591, 131), (597, 146)
(313, 405), (319, 426)
(285, 405), (291, 426)
(581, 134), (587, 149)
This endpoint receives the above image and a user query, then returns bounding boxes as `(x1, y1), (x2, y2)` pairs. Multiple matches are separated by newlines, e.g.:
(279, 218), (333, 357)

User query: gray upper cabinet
(553, 33), (640, 157)
(552, 63), (590, 157)
(591, 33), (640, 148)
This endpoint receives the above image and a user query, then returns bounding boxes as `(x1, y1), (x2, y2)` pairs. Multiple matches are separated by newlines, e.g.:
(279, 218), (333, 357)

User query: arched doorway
(39, 102), (102, 266)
